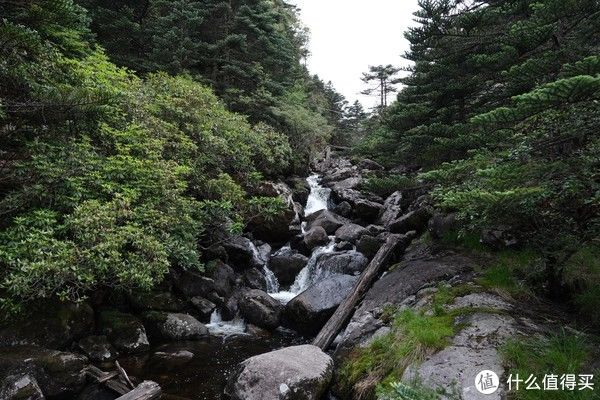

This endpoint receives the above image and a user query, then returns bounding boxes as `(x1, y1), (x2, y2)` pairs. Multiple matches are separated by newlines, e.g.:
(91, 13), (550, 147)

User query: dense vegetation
(357, 0), (600, 320)
(0, 0), (350, 312)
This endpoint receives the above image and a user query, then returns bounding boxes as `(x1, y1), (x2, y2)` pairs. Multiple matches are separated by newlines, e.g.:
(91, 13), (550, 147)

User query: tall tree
(360, 64), (401, 112)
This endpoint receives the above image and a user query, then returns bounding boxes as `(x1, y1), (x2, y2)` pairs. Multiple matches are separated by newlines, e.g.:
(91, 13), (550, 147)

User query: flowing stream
(121, 174), (335, 399)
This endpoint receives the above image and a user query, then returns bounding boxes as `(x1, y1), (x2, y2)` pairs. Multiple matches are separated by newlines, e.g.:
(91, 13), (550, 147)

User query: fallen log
(312, 232), (414, 350)
(115, 381), (161, 400)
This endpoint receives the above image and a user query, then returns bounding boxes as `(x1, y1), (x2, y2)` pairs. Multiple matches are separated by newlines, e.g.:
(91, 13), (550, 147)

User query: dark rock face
(243, 268), (268, 291)
(318, 251), (369, 276)
(128, 291), (185, 312)
(335, 223), (367, 243)
(150, 343), (195, 369)
(0, 373), (44, 400)
(335, 241), (354, 251)
(356, 235), (382, 258)
(269, 252), (309, 286)
(0, 346), (88, 398)
(99, 310), (149, 354)
(377, 191), (404, 228)
(332, 177), (362, 193)
(284, 275), (358, 336)
(171, 269), (215, 299)
(190, 297), (216, 321)
(287, 177), (311, 205)
(142, 312), (208, 342)
(76, 336), (117, 362)
(209, 260), (237, 299)
(481, 227), (519, 249)
(0, 301), (94, 350)
(225, 345), (333, 400)
(333, 201), (352, 217)
(246, 207), (296, 244)
(223, 236), (262, 270)
(388, 207), (432, 234)
(358, 159), (384, 171)
(428, 212), (457, 239)
(303, 226), (330, 250)
(238, 290), (282, 330)
(335, 252), (473, 357)
(354, 199), (383, 223)
(305, 210), (348, 235)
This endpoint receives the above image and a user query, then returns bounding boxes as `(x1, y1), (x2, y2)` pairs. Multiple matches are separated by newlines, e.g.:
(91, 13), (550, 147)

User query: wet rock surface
(142, 312), (208, 342)
(99, 310), (150, 354)
(284, 275), (358, 336)
(239, 289), (282, 330)
(270, 251), (309, 286)
(317, 251), (369, 276)
(225, 344), (333, 400)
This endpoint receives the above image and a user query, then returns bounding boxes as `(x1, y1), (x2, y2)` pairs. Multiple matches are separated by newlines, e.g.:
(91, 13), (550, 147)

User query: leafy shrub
(361, 175), (417, 198)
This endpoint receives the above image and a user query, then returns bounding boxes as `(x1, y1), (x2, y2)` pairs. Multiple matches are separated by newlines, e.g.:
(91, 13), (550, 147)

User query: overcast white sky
(289, 0), (421, 110)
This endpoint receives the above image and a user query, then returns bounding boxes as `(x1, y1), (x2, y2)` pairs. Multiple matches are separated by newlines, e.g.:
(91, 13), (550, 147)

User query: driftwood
(115, 381), (161, 400)
(85, 365), (161, 400)
(313, 233), (412, 350)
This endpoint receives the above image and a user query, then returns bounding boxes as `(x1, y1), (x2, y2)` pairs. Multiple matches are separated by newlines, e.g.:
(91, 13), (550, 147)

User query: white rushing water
(269, 175), (335, 304)
(304, 174), (331, 216)
(206, 310), (247, 337)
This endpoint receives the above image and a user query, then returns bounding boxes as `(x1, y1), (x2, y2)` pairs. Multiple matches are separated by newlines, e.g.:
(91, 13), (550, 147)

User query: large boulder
(76, 336), (117, 363)
(318, 251), (369, 276)
(128, 291), (185, 312)
(243, 268), (268, 291)
(225, 345), (333, 400)
(428, 212), (457, 239)
(353, 198), (384, 223)
(284, 275), (358, 336)
(332, 177), (362, 193)
(303, 226), (330, 250)
(190, 297), (217, 321)
(99, 310), (149, 354)
(287, 177), (311, 205)
(0, 373), (45, 400)
(270, 251), (309, 286)
(335, 223), (367, 243)
(305, 210), (348, 235)
(238, 290), (282, 330)
(356, 235), (383, 258)
(171, 268), (215, 299)
(0, 301), (94, 350)
(388, 207), (432, 234)
(246, 208), (296, 244)
(142, 312), (208, 342)
(333, 201), (352, 217)
(0, 346), (88, 398)
(481, 227), (519, 249)
(377, 191), (404, 228)
(358, 159), (384, 171)
(209, 260), (237, 298)
(222, 236), (262, 270)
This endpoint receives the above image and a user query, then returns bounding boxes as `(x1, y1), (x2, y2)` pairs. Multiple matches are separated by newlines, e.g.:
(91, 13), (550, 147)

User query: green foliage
(0, 0), (301, 309)
(563, 244), (600, 327)
(502, 332), (598, 400)
(377, 381), (442, 400)
(361, 175), (417, 198)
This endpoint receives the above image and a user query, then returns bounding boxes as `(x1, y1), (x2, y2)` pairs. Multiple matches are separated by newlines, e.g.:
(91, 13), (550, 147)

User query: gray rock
(223, 236), (262, 270)
(377, 191), (404, 228)
(481, 227), (519, 249)
(428, 212), (457, 239)
(303, 226), (330, 250)
(190, 297), (217, 321)
(243, 268), (268, 291)
(354, 198), (384, 223)
(305, 210), (349, 235)
(150, 344), (195, 368)
(210, 260), (236, 298)
(335, 241), (354, 251)
(287, 177), (311, 205)
(318, 251), (369, 276)
(335, 223), (367, 243)
(128, 291), (185, 312)
(142, 312), (208, 342)
(246, 206), (296, 244)
(356, 235), (382, 258)
(284, 275), (358, 336)
(99, 311), (149, 354)
(0, 373), (44, 400)
(333, 201), (353, 217)
(239, 290), (282, 330)
(448, 293), (512, 312)
(270, 252), (309, 286)
(403, 313), (517, 400)
(0, 301), (94, 349)
(225, 345), (333, 400)
(366, 224), (386, 236)
(76, 336), (117, 362)
(388, 207), (432, 234)
(332, 177), (362, 193)
(171, 269), (215, 298)
(0, 346), (87, 398)
(358, 159), (384, 171)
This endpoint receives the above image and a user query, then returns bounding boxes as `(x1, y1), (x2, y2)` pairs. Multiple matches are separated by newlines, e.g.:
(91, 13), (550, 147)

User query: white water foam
(304, 174), (331, 216)
(206, 310), (247, 337)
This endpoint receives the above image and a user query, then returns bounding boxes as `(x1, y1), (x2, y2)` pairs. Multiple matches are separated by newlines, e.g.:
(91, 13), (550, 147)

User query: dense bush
(0, 0), (298, 311)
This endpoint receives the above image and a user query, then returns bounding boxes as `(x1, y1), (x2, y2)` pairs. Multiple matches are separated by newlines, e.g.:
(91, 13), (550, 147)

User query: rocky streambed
(0, 152), (577, 400)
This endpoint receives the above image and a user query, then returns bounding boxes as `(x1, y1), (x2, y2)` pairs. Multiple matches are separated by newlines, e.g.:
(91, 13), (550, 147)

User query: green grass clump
(476, 250), (542, 298)
(502, 332), (598, 400)
(340, 309), (455, 399)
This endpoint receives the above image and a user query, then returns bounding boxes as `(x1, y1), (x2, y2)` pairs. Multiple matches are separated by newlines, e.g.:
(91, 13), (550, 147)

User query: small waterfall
(206, 310), (246, 337)
(304, 174), (331, 216)
(248, 240), (280, 294)
(290, 239), (335, 293)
